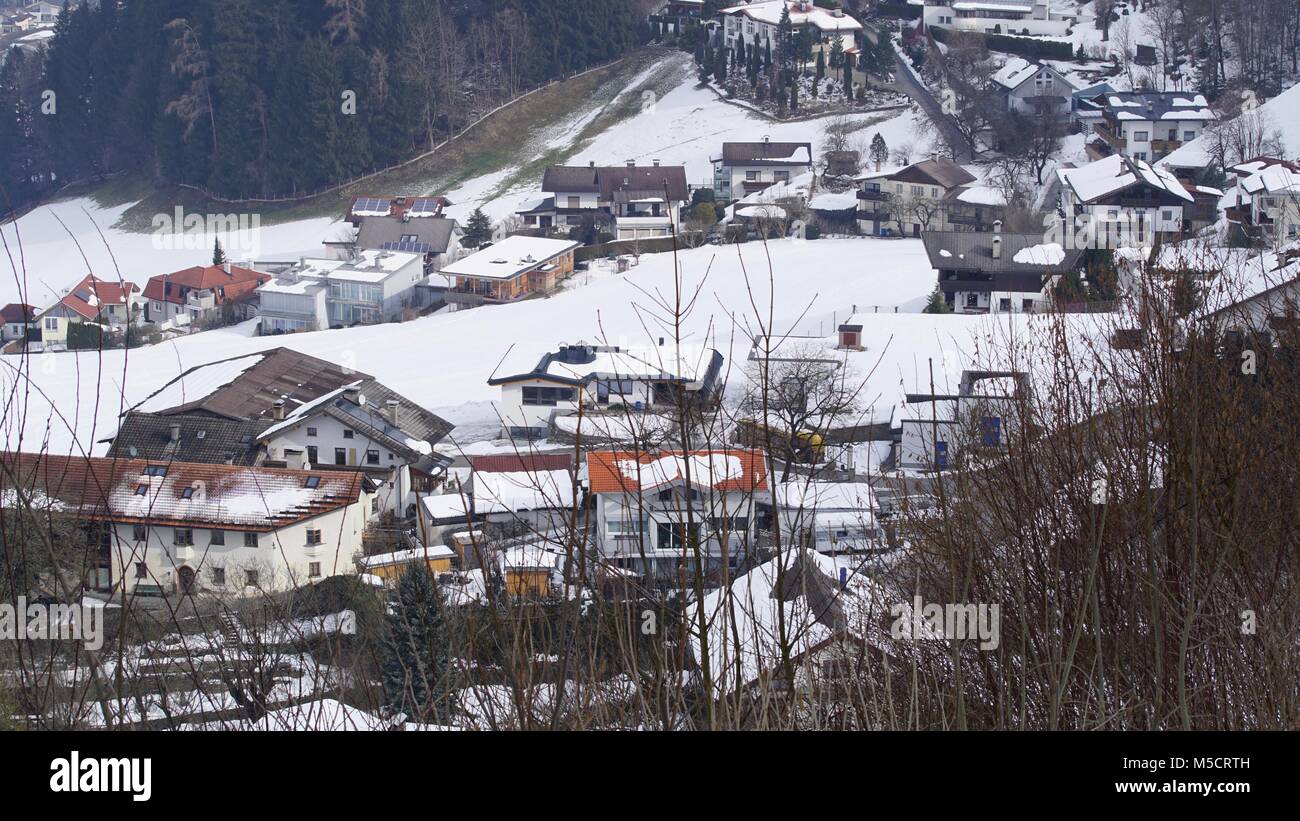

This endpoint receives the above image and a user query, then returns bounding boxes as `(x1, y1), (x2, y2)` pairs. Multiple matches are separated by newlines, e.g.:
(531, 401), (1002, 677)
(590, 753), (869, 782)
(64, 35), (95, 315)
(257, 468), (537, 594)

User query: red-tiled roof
(142, 264), (271, 306)
(1, 452), (364, 532)
(1, 303), (35, 323)
(586, 449), (768, 494)
(47, 275), (139, 321)
(470, 453), (574, 474)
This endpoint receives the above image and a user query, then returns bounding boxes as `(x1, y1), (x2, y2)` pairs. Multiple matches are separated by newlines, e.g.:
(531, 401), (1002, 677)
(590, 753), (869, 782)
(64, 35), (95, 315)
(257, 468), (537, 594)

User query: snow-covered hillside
(1, 50), (922, 310)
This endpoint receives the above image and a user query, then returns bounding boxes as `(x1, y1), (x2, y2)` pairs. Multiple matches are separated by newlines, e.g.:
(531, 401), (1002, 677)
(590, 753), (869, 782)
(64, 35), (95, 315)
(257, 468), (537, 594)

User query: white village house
(586, 449), (771, 584)
(914, 0), (1082, 37)
(256, 248), (425, 332)
(487, 340), (725, 439)
(712, 139), (814, 201)
(2, 453), (372, 597)
(1057, 153), (1194, 245)
(719, 1), (862, 58)
(991, 57), (1075, 120)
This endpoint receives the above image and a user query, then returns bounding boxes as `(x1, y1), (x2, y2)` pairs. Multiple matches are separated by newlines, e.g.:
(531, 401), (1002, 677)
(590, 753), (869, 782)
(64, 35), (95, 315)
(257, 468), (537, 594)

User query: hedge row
(929, 26), (1074, 61)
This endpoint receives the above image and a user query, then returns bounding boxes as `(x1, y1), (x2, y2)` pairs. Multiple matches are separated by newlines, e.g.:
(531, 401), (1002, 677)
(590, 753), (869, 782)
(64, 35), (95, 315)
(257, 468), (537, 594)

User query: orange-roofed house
(142, 262), (272, 327)
(34, 274), (143, 348)
(0, 452), (372, 597)
(586, 449), (770, 584)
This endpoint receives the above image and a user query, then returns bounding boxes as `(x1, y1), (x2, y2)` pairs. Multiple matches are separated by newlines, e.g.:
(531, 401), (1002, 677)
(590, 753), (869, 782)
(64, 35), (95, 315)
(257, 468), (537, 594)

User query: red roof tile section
(586, 450), (768, 494)
(142, 264), (271, 306)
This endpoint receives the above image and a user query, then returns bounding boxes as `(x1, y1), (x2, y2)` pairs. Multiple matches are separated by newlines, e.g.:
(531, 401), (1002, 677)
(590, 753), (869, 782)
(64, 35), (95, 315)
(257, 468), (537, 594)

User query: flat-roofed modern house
(1078, 90), (1216, 162)
(915, 0), (1077, 37)
(1057, 153), (1194, 244)
(524, 162), (690, 240)
(923, 223), (1086, 313)
(895, 370), (1030, 471)
(106, 348), (453, 517)
(712, 139), (814, 200)
(143, 263), (271, 326)
(0, 452), (371, 597)
(487, 340), (725, 438)
(587, 449), (770, 585)
(256, 248), (424, 330)
(439, 235), (579, 307)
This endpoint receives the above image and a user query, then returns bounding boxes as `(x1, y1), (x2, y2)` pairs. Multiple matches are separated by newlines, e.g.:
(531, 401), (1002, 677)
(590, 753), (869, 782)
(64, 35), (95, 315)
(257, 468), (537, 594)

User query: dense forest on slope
(0, 0), (648, 211)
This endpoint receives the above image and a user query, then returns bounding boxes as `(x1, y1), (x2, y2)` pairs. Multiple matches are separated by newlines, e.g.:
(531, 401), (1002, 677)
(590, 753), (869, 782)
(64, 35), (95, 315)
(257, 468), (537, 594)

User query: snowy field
(0, 235), (1071, 456)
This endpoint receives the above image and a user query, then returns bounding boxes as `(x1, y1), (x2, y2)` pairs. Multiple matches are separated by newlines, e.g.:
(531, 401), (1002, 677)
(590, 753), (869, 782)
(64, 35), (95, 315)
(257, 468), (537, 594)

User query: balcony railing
(1093, 122), (1126, 150)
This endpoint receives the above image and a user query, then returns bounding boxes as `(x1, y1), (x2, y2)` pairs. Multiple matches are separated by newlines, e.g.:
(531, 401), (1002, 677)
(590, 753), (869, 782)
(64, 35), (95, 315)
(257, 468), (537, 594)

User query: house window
(243, 532), (258, 547)
(935, 441), (949, 469)
(1133, 130), (1148, 142)
(965, 293), (979, 308)
(656, 522), (699, 551)
(999, 298), (1012, 312)
(132, 524), (147, 541)
(567, 196), (580, 209)
(305, 475), (321, 489)
(366, 450), (380, 465)
(307, 446), (318, 464)
(135, 563), (148, 579)
(144, 465), (168, 477)
(342, 429), (354, 439)
(910, 185), (924, 196)
(335, 448), (347, 465)
(1022, 299), (1034, 312)
(521, 386), (577, 406)
(210, 567), (225, 585)
(980, 416), (1002, 447)
(371, 496), (380, 513)
(306, 427), (318, 437)
(44, 317), (57, 330)
(1183, 130), (1195, 142)
(245, 570), (259, 586)
(745, 171), (760, 181)
(774, 170), (790, 182)
(211, 530), (225, 546)
(1161, 210), (1174, 222)
(174, 528), (194, 546)
(607, 519), (644, 537)
(181, 486), (195, 499)
(306, 529), (322, 545)
(309, 562), (321, 578)
(1133, 152), (1147, 161)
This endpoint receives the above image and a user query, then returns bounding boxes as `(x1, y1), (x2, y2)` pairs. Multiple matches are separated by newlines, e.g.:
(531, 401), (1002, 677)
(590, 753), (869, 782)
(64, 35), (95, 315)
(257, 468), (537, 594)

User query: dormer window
(143, 465), (167, 477)
(181, 486), (195, 499)
(134, 484), (149, 496)
(305, 476), (320, 489)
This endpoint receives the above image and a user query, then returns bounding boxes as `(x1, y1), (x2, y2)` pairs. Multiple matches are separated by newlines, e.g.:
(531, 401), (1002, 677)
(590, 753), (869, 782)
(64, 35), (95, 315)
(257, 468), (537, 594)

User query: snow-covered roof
(720, 1), (862, 33)
(473, 469), (575, 513)
(808, 192), (859, 211)
(359, 544), (457, 570)
(440, 235), (580, 281)
(1057, 154), (1192, 204)
(587, 449), (768, 494)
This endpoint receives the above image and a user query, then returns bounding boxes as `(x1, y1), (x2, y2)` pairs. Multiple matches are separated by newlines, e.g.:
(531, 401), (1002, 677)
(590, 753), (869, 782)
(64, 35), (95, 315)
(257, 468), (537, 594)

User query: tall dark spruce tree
(381, 562), (452, 722)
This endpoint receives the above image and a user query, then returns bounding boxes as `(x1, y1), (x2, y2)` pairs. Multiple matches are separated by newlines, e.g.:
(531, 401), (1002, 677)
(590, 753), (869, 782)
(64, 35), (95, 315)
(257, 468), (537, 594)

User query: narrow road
(863, 24), (977, 163)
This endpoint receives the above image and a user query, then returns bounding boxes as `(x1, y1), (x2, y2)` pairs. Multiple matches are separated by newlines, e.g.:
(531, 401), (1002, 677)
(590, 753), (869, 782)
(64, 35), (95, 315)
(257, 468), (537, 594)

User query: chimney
(344, 385), (362, 405)
(273, 398), (285, 421)
(169, 423), (181, 444)
(993, 219), (1003, 235)
(222, 262), (231, 274)
(589, 160), (596, 168)
(653, 159), (661, 167)
(386, 398), (400, 427)
(626, 159), (635, 168)
(992, 235), (1002, 259)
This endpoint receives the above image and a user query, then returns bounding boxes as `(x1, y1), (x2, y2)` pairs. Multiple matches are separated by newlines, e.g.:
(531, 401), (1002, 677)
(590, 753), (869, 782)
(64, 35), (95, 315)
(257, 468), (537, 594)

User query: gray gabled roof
(355, 216), (457, 254)
(106, 412), (264, 465)
(922, 231), (1086, 275)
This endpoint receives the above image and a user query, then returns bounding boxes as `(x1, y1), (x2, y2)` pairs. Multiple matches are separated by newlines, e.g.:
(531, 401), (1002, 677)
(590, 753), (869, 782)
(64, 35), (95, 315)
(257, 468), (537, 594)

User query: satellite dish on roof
(356, 392), (367, 406)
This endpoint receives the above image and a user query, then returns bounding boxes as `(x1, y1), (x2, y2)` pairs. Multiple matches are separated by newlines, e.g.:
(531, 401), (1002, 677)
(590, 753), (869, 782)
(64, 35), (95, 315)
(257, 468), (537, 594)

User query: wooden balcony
(1093, 122), (1126, 151)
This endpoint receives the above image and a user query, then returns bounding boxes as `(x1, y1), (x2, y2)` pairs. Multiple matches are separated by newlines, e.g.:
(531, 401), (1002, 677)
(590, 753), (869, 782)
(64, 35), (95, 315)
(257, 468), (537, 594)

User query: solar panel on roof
(353, 197), (389, 214)
(380, 241), (433, 254)
(409, 198), (440, 215)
